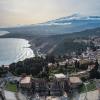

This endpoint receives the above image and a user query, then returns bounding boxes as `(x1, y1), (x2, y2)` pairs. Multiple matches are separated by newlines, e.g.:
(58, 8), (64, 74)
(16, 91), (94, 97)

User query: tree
(94, 60), (99, 71)
(46, 55), (55, 63)
(75, 60), (80, 72)
(89, 60), (99, 79)
(9, 57), (48, 77)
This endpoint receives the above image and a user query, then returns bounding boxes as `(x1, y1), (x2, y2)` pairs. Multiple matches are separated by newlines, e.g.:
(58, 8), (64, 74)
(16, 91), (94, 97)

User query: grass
(79, 81), (96, 93)
(5, 82), (17, 92)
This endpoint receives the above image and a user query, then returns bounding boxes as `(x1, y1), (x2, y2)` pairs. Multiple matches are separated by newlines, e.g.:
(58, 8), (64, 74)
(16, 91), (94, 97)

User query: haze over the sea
(0, 0), (100, 27)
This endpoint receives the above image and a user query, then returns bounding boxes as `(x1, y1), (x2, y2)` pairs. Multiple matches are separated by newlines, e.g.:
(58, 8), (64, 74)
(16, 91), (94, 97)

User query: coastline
(0, 36), (35, 66)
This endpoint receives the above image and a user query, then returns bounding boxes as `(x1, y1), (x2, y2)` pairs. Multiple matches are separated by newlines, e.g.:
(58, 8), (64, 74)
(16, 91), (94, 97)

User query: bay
(0, 38), (35, 66)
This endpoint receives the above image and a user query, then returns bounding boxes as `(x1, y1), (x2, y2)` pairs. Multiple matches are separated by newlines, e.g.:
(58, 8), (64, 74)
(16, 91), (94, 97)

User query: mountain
(41, 13), (100, 25)
(1, 14), (100, 35)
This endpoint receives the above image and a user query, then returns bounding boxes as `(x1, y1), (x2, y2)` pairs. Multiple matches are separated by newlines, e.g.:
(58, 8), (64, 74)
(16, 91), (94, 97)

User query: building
(32, 78), (48, 96)
(69, 77), (82, 88)
(50, 73), (70, 96)
(54, 73), (66, 79)
(20, 76), (31, 89)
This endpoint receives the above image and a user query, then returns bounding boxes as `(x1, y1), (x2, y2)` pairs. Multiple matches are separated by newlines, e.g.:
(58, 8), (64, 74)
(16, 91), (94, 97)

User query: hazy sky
(0, 0), (100, 27)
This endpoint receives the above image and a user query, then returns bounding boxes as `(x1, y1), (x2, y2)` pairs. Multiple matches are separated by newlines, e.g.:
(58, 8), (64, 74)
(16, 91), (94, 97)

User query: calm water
(0, 31), (9, 36)
(0, 38), (35, 66)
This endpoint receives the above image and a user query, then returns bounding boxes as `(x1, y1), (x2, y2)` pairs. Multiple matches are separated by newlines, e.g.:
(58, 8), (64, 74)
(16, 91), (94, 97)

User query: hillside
(0, 27), (100, 55)
(1, 14), (100, 35)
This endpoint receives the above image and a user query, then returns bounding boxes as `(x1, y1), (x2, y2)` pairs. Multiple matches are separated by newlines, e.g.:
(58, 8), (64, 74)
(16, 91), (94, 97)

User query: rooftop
(20, 76), (31, 84)
(54, 73), (66, 79)
(69, 77), (82, 84)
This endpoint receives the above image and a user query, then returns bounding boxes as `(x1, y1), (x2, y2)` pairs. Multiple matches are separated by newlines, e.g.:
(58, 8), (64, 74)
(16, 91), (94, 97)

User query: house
(20, 76), (31, 89)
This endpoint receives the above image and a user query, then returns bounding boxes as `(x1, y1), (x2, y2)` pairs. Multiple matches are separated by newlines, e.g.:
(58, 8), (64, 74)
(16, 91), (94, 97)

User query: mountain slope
(1, 14), (100, 35)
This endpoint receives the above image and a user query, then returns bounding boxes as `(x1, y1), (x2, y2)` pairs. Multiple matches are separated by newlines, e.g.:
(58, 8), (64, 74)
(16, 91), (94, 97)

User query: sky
(0, 0), (100, 27)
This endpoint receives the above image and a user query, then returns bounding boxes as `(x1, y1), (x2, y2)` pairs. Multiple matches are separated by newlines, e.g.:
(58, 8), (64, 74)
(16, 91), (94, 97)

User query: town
(0, 36), (100, 100)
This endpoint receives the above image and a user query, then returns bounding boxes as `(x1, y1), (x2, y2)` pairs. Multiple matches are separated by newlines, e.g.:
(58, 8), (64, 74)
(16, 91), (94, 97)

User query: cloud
(0, 0), (100, 26)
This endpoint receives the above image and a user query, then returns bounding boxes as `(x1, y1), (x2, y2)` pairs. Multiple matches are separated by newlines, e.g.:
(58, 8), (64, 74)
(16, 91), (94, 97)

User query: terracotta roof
(20, 76), (31, 84)
(69, 77), (82, 84)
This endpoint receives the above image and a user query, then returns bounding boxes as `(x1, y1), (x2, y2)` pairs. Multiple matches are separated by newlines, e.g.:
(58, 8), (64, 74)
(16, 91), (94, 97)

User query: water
(0, 31), (9, 36)
(0, 38), (35, 66)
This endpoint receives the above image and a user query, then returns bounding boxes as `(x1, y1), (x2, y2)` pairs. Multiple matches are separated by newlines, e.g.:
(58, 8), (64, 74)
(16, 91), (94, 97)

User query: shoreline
(0, 37), (35, 66)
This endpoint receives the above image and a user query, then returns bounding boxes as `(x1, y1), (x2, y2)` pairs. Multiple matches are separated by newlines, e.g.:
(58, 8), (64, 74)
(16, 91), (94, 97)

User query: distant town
(0, 35), (100, 100)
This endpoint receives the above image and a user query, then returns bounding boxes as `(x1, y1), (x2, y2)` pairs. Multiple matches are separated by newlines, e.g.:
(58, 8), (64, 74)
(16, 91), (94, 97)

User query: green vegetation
(49, 68), (63, 76)
(52, 38), (89, 55)
(49, 65), (75, 77)
(1, 26), (100, 55)
(5, 82), (17, 92)
(79, 81), (96, 93)
(9, 57), (47, 77)
(51, 28), (100, 55)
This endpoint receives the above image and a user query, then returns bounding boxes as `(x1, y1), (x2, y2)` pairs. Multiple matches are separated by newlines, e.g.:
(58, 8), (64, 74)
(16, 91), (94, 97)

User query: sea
(0, 31), (35, 66)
